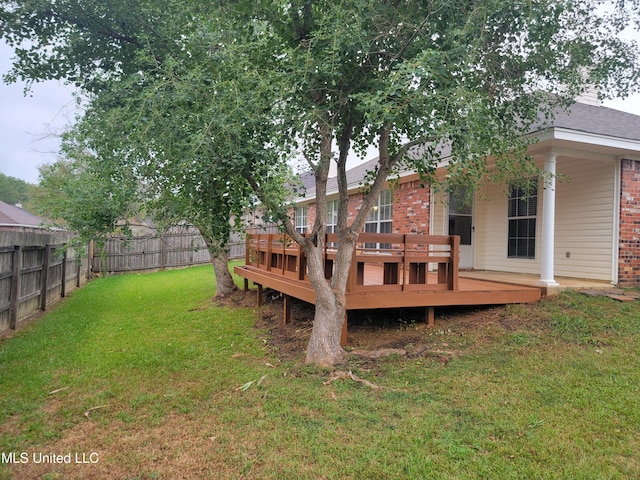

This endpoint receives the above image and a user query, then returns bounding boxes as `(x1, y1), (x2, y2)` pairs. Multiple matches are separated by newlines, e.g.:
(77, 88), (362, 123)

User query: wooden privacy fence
(0, 225), (279, 332)
(92, 226), (278, 275)
(93, 233), (210, 274)
(0, 244), (89, 334)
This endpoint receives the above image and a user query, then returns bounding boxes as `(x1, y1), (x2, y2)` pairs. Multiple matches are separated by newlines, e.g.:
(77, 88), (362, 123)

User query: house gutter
(535, 128), (640, 159)
(0, 223), (46, 229)
(0, 223), (66, 231)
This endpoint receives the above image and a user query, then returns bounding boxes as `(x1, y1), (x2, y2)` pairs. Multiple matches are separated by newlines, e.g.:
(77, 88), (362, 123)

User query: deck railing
(244, 233), (460, 293)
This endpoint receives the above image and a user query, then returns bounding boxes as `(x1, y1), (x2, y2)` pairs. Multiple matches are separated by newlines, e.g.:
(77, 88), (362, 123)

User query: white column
(538, 152), (560, 287)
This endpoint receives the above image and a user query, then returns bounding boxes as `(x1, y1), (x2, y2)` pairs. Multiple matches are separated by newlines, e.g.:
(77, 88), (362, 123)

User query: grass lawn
(0, 264), (639, 479)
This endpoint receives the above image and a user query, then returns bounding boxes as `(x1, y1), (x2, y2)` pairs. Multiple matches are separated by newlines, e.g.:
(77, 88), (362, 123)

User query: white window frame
(295, 205), (307, 234)
(507, 180), (538, 259)
(326, 200), (339, 234)
(365, 190), (393, 249)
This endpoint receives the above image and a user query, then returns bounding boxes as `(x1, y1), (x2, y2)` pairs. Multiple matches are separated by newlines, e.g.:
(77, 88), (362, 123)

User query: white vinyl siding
(431, 190), (448, 236)
(553, 158), (616, 280)
(474, 156), (616, 280)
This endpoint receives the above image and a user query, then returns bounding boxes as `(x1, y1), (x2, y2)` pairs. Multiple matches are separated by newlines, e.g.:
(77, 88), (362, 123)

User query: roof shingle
(0, 200), (46, 227)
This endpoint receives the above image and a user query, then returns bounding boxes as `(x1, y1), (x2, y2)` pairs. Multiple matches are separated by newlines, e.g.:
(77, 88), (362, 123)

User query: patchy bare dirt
(247, 288), (547, 365)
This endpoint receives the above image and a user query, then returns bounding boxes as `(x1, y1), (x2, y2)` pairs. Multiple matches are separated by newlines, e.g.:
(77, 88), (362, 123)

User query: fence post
(160, 233), (166, 270)
(40, 245), (51, 311)
(61, 248), (68, 298)
(87, 240), (94, 279)
(9, 245), (21, 330)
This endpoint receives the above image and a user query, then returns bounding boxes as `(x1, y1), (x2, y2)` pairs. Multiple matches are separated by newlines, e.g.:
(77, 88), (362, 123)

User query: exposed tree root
(323, 370), (383, 390)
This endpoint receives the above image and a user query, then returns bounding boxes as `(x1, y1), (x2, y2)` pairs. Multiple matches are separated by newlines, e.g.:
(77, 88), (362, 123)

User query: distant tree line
(0, 173), (38, 211)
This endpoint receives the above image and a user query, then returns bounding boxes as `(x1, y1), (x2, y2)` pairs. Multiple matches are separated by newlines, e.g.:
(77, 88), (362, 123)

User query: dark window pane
(507, 180), (537, 259)
(450, 215), (472, 245)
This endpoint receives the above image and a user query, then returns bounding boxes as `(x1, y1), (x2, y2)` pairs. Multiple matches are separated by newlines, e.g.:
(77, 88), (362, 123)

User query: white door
(448, 188), (473, 269)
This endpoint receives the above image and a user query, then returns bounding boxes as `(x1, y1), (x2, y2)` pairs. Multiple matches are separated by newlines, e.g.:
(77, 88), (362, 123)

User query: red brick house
(291, 101), (640, 287)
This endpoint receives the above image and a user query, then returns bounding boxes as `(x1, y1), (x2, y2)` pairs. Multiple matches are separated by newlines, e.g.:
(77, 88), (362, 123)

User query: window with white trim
(295, 205), (307, 234)
(365, 190), (393, 248)
(507, 180), (537, 259)
(326, 200), (338, 234)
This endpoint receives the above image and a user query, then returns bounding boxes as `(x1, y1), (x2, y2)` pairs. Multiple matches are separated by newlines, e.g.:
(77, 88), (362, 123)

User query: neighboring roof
(297, 101), (640, 202)
(0, 200), (47, 228)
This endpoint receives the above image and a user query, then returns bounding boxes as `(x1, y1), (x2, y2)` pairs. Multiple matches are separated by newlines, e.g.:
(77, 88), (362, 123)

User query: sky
(0, 41), (79, 184)
(1, 32), (640, 185)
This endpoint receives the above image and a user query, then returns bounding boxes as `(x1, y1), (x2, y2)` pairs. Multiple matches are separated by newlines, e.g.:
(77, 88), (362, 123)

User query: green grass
(0, 266), (639, 479)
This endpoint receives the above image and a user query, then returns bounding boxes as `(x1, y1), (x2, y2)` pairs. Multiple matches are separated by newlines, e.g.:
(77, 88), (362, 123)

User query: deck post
(297, 242), (305, 281)
(245, 234), (250, 265)
(426, 307), (435, 326)
(280, 235), (286, 276)
(450, 236), (460, 291)
(256, 283), (263, 307)
(283, 294), (291, 324)
(340, 312), (348, 346)
(402, 234), (409, 290)
(266, 235), (273, 272)
(346, 253), (356, 294)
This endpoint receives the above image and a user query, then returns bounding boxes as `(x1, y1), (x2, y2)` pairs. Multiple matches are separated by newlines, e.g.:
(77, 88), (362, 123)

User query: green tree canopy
(3, 0), (639, 365)
(33, 153), (138, 245)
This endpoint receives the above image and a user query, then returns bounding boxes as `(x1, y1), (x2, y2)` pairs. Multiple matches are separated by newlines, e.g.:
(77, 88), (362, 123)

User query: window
(295, 205), (307, 234)
(365, 190), (393, 249)
(448, 187), (472, 245)
(326, 200), (338, 234)
(507, 180), (537, 259)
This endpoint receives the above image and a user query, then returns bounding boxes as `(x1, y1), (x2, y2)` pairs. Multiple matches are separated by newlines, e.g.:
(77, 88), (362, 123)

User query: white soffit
(535, 127), (640, 160)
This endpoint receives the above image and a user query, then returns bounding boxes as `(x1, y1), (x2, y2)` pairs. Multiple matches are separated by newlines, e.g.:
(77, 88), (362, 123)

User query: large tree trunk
(212, 250), (237, 298)
(198, 228), (237, 298)
(304, 235), (356, 366)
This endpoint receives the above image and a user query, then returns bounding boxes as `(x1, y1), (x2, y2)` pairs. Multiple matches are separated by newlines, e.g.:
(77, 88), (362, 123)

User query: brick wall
(306, 204), (316, 232)
(298, 179), (430, 235)
(304, 194), (364, 233)
(392, 180), (431, 234)
(619, 158), (640, 285)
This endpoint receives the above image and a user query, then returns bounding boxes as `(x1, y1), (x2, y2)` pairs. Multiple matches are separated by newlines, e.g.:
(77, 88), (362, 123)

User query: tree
(236, 0), (640, 365)
(58, 19), (290, 297)
(33, 153), (138, 245)
(3, 0), (639, 365)
(64, 72), (285, 297)
(1, 0), (282, 297)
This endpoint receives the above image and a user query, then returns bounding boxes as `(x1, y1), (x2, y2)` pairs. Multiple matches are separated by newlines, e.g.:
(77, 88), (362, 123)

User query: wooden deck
(234, 233), (542, 328)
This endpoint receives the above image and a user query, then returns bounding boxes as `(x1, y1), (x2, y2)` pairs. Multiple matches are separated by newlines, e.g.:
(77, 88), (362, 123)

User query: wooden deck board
(234, 265), (542, 310)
